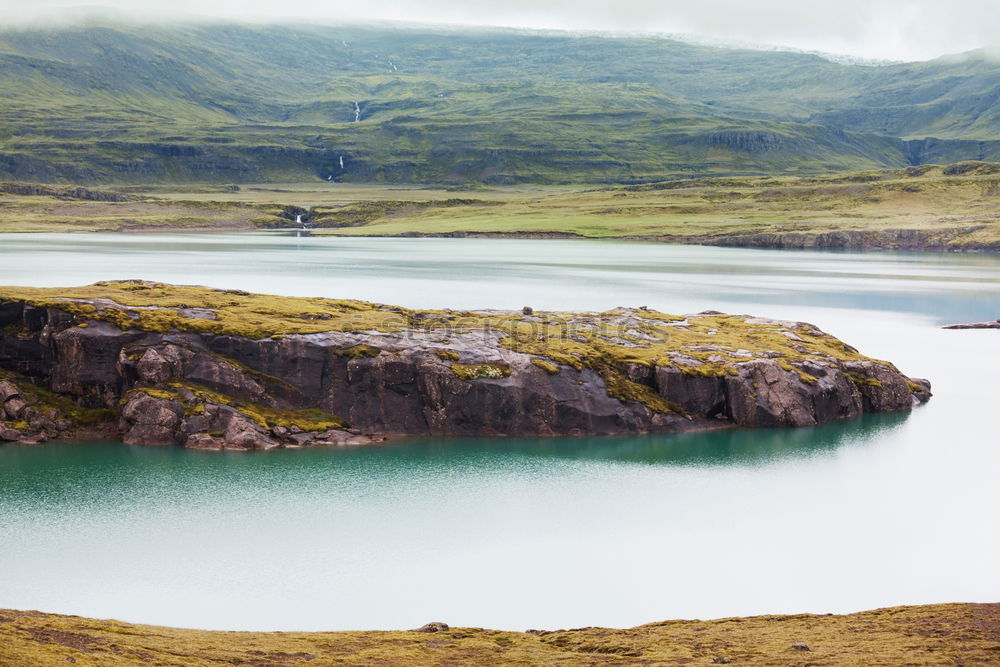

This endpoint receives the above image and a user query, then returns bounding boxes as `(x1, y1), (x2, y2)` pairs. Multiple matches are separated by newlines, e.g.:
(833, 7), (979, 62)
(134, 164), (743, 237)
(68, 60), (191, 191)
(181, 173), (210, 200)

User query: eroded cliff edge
(0, 281), (930, 449)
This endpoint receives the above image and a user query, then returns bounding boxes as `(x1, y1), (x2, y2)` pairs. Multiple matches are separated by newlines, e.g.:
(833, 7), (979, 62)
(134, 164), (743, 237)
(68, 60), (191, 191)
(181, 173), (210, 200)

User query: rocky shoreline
(0, 281), (931, 449)
(943, 319), (1000, 329)
(343, 229), (1000, 252)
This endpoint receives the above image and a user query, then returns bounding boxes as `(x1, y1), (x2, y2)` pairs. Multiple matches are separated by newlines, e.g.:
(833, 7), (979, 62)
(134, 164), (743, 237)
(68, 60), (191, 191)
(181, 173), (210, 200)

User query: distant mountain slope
(0, 21), (998, 184)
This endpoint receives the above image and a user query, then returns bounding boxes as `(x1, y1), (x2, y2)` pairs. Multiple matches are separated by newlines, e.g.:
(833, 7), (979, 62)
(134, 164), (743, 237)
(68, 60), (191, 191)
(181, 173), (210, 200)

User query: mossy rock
(531, 358), (561, 375)
(0, 281), (924, 417)
(450, 362), (512, 380)
(135, 382), (347, 432)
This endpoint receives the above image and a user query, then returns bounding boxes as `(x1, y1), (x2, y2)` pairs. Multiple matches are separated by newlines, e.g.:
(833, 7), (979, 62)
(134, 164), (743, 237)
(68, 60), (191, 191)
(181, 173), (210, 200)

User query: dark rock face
(642, 229), (1000, 252)
(0, 300), (931, 449)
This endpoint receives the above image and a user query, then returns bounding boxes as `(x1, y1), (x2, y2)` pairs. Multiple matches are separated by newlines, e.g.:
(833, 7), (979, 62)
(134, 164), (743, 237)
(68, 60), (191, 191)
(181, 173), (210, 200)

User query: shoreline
(315, 229), (1000, 253)
(3, 226), (999, 253)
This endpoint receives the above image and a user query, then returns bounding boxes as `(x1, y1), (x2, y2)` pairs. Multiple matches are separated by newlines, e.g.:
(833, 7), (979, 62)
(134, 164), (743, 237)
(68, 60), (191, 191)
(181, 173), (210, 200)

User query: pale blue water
(0, 234), (997, 631)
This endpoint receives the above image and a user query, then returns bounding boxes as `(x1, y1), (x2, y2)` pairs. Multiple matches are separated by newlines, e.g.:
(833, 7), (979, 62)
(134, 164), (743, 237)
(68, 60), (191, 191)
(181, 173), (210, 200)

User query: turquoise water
(0, 234), (998, 631)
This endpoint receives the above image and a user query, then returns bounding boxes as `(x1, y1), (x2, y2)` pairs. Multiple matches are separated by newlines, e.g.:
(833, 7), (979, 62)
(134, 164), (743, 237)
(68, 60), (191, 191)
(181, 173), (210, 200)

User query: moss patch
(0, 369), (114, 426)
(450, 362), (512, 380)
(333, 344), (382, 359)
(846, 371), (885, 388)
(135, 382), (346, 432)
(531, 358), (561, 375)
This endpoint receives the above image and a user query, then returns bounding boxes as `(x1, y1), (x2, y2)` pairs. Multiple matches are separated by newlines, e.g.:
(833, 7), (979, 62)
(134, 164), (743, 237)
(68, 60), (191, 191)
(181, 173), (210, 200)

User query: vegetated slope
(1, 603), (998, 665)
(1, 20), (999, 184)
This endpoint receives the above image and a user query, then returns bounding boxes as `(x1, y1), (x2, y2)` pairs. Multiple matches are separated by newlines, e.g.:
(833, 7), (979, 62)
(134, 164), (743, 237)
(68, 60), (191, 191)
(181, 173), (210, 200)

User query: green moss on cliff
(134, 382), (346, 432)
(450, 362), (511, 380)
(0, 369), (114, 426)
(846, 371), (885, 388)
(603, 372), (687, 416)
(531, 358), (561, 374)
(333, 344), (382, 359)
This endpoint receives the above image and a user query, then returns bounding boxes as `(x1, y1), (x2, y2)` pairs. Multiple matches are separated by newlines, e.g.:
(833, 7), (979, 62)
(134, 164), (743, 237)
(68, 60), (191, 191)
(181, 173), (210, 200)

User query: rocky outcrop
(356, 229), (1000, 252)
(0, 376), (108, 444)
(0, 282), (931, 449)
(0, 182), (135, 202)
(942, 319), (1000, 329)
(695, 228), (1000, 252)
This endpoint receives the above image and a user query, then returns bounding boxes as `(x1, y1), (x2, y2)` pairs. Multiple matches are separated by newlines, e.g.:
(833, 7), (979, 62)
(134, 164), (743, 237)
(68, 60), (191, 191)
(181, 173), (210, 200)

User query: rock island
(0, 281), (930, 449)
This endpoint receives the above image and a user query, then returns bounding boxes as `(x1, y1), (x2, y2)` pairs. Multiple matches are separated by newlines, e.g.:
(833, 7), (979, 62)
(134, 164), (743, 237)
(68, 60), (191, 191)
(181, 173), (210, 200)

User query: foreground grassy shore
(1, 162), (999, 249)
(1, 604), (998, 665)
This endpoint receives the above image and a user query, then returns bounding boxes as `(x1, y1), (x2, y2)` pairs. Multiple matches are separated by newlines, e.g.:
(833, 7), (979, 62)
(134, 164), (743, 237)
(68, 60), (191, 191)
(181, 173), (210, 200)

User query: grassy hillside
(1, 603), (998, 665)
(2, 20), (1000, 184)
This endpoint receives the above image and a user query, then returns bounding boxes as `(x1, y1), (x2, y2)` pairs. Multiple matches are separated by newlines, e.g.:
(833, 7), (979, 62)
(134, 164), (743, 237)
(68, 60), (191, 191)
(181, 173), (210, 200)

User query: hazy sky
(5, 0), (999, 62)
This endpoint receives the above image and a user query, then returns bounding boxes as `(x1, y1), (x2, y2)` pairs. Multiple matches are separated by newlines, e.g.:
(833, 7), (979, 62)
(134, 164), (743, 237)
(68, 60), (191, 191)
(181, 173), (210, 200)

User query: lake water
(0, 233), (998, 631)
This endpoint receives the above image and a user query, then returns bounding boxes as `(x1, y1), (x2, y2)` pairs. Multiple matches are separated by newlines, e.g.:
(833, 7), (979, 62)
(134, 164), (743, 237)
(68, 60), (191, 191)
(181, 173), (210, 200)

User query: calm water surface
(0, 233), (998, 631)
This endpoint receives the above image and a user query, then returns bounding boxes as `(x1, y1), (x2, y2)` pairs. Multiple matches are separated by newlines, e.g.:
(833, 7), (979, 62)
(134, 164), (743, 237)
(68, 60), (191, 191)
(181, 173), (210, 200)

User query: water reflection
(0, 410), (912, 507)
(434, 410), (914, 466)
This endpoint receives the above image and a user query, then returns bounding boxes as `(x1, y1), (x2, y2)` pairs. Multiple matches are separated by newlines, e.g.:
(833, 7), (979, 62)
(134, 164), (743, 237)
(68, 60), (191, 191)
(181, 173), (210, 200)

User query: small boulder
(3, 396), (29, 420)
(0, 380), (20, 402)
(790, 642), (811, 651)
(415, 622), (449, 633)
(135, 347), (176, 384)
(119, 393), (185, 446)
(222, 414), (281, 450)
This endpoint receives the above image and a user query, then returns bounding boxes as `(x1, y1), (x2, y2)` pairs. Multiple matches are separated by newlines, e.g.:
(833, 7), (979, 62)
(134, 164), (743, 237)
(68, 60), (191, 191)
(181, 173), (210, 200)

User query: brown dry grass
(1, 603), (998, 665)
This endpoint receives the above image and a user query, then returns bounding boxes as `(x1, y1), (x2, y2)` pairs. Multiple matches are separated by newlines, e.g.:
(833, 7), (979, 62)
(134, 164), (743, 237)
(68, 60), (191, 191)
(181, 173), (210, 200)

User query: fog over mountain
(4, 0), (999, 61)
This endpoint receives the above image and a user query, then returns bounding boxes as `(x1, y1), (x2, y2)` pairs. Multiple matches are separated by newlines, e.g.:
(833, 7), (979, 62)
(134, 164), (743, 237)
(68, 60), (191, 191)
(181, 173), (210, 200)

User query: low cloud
(3, 0), (999, 61)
